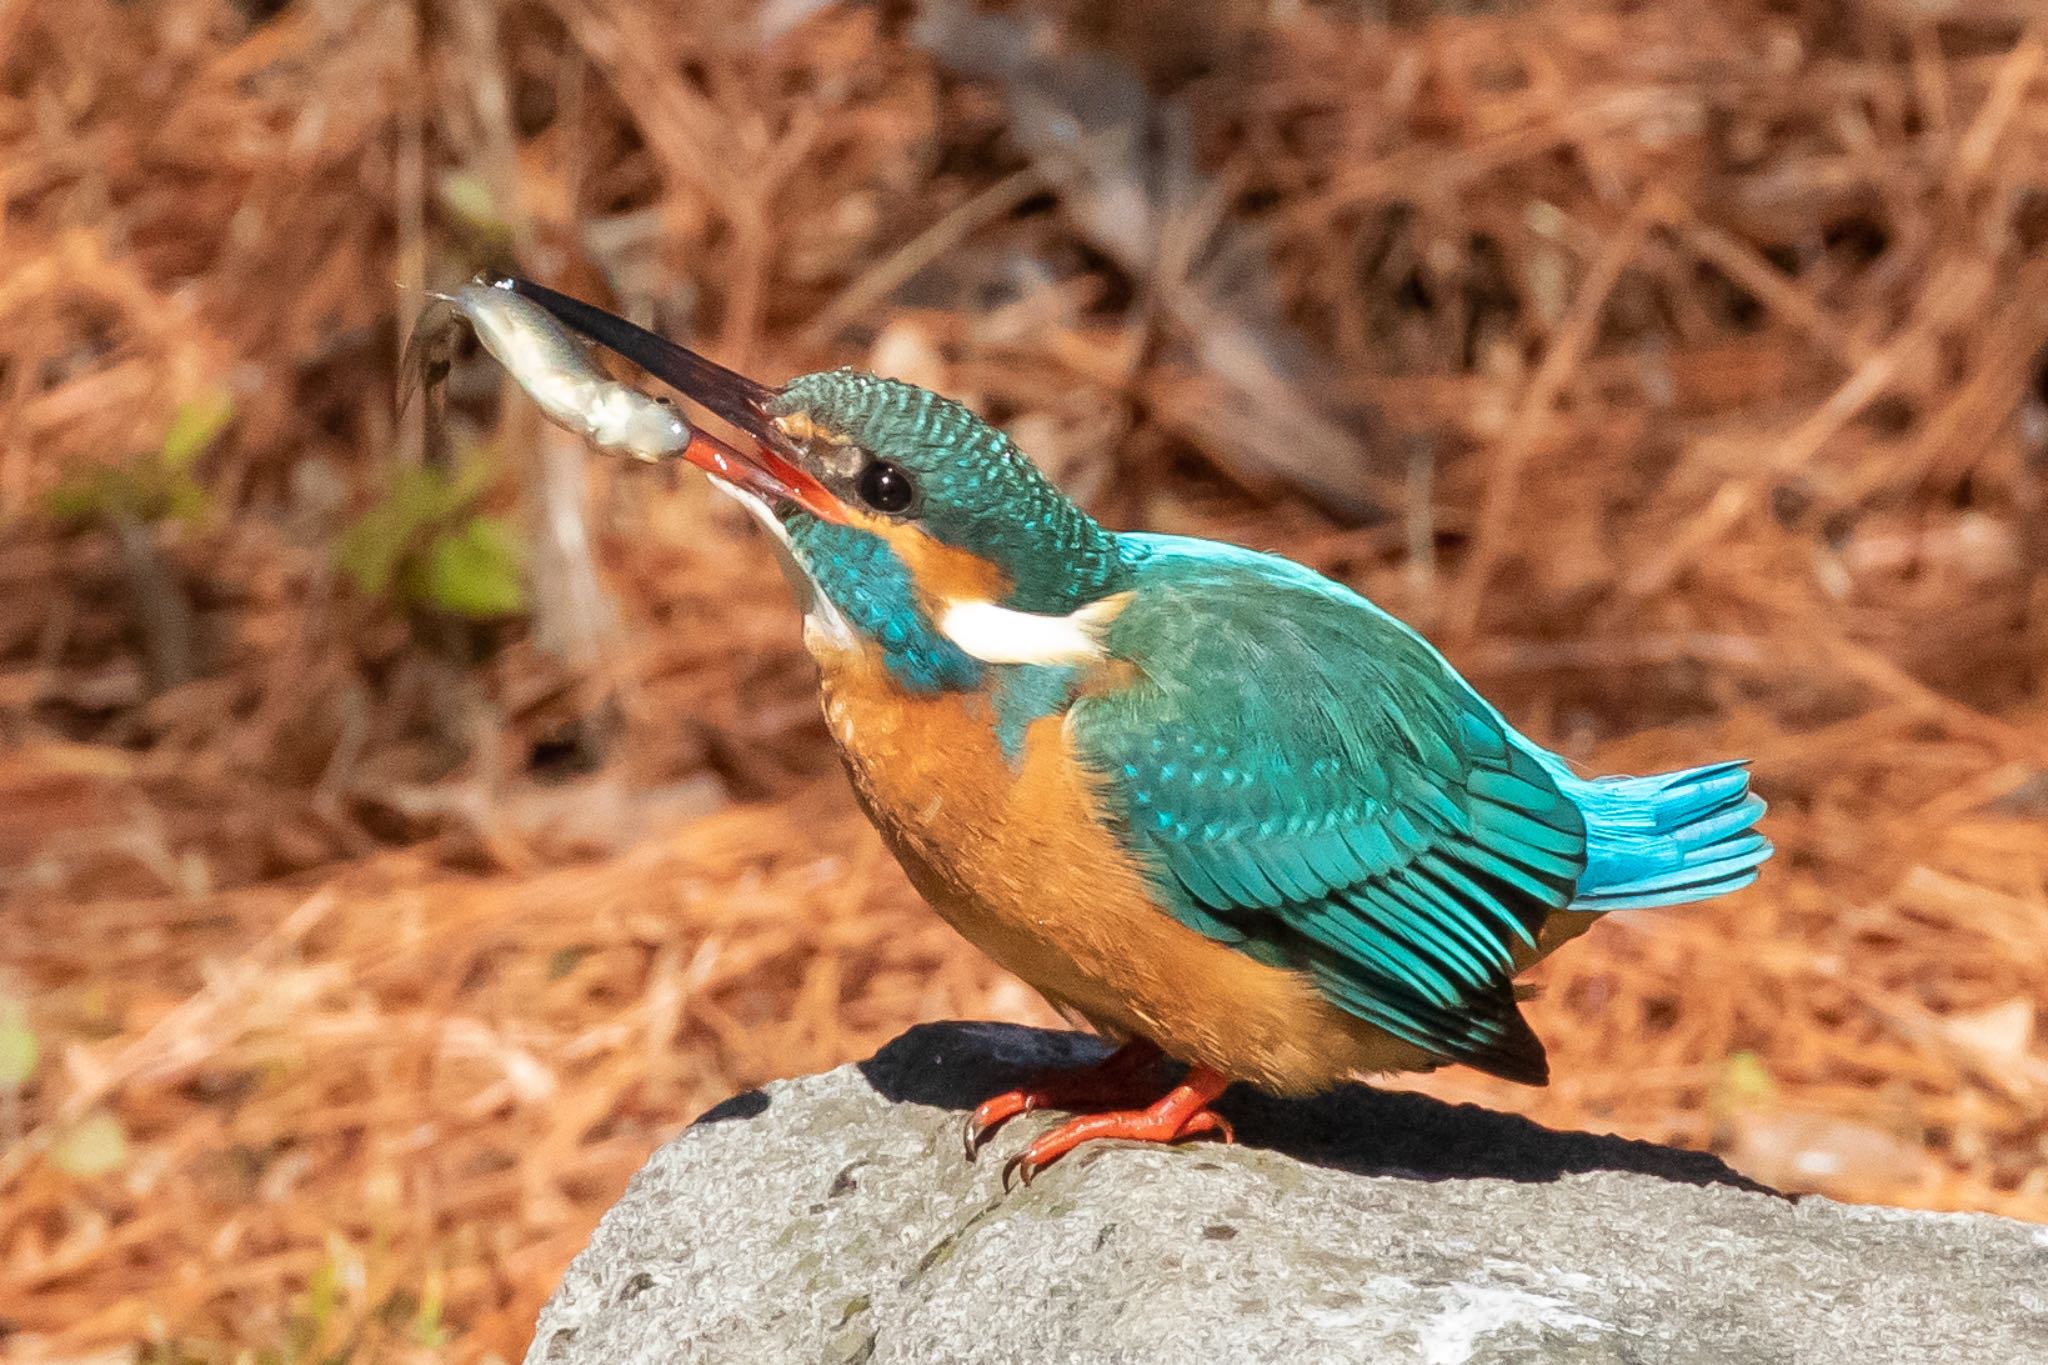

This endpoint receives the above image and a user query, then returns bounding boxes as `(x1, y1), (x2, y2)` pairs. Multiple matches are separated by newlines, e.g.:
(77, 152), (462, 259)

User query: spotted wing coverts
(1072, 537), (1588, 1083)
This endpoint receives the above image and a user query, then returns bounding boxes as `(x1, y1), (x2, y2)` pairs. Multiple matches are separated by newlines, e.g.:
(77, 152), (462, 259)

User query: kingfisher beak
(502, 277), (848, 524)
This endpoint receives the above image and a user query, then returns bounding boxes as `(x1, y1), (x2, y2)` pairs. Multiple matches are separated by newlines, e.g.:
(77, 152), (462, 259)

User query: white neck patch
(708, 481), (855, 651)
(936, 596), (1123, 666)
(707, 479), (1121, 669)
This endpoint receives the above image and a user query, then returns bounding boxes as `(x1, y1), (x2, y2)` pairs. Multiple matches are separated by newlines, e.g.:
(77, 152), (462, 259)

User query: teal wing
(1070, 536), (1588, 1084)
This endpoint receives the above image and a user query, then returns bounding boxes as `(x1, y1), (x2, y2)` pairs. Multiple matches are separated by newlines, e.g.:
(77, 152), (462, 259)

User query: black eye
(856, 459), (915, 514)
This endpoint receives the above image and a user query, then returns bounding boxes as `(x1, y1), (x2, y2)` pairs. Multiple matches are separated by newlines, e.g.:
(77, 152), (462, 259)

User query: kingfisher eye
(856, 459), (915, 514)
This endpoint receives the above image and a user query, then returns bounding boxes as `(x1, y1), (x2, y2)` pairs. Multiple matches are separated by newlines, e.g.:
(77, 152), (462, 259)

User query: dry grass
(5, 0), (2048, 1359)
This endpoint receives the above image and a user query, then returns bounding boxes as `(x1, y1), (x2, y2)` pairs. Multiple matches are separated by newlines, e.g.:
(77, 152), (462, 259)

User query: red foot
(962, 1040), (1164, 1159)
(1000, 1066), (1236, 1189)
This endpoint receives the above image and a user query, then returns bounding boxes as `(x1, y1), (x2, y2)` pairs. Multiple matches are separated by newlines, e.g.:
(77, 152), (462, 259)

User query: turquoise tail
(1552, 759), (1771, 911)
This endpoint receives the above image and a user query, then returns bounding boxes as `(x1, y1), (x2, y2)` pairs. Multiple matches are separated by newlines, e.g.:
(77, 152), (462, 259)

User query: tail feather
(1560, 759), (1772, 911)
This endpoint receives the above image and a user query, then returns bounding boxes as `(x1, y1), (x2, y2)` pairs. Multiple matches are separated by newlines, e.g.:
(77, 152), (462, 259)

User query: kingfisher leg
(962, 1039), (1164, 1160)
(1000, 1066), (1235, 1189)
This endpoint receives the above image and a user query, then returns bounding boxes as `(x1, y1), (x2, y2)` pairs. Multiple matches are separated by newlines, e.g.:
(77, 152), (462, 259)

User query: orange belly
(813, 643), (1440, 1095)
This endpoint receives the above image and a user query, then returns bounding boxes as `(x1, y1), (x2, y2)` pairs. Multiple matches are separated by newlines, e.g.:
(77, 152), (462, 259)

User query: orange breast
(812, 643), (1438, 1094)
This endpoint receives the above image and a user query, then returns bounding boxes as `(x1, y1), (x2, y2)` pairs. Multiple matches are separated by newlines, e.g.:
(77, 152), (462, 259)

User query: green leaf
(340, 451), (515, 611)
(0, 997), (36, 1087)
(411, 1263), (447, 1347)
(420, 515), (525, 618)
(162, 480), (212, 525)
(441, 452), (499, 512)
(160, 388), (235, 476)
(50, 1110), (127, 1176)
(46, 466), (145, 525)
(337, 500), (415, 598)
(391, 464), (458, 527)
(45, 470), (112, 524)
(304, 1243), (341, 1332)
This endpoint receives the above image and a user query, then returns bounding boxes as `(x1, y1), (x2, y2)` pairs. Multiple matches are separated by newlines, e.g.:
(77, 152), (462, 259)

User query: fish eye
(856, 459), (915, 514)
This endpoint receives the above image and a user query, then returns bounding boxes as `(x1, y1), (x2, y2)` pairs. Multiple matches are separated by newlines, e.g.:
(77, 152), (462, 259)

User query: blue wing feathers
(1374, 877), (1513, 977)
(1304, 899), (1464, 1006)
(1306, 952), (1545, 1072)
(1339, 823), (1401, 875)
(1471, 798), (1585, 863)
(1171, 851), (1241, 911)
(1074, 534), (1767, 1087)
(1412, 858), (1527, 965)
(1299, 827), (1364, 886)
(1442, 838), (1562, 912)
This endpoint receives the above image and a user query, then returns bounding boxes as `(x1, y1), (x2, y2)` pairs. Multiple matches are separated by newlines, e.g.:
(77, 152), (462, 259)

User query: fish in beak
(402, 279), (692, 461)
(498, 277), (847, 524)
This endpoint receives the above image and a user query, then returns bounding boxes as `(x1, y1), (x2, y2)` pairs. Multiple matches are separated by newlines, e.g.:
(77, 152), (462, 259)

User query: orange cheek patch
(844, 513), (1012, 608)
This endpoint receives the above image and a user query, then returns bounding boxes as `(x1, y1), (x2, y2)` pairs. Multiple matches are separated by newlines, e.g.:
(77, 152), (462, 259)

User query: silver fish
(401, 278), (692, 461)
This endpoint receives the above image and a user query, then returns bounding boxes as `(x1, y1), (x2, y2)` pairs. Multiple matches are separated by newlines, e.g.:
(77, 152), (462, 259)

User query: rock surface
(528, 1023), (2047, 1364)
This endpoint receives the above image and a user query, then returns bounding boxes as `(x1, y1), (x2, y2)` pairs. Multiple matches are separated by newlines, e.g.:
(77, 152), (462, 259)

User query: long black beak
(502, 277), (846, 522)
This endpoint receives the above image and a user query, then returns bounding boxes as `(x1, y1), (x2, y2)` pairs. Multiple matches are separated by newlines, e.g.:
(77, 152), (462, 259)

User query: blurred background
(5, 0), (2048, 1357)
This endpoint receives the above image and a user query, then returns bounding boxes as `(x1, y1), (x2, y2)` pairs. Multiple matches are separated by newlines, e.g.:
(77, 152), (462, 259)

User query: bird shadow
(850, 1021), (1783, 1197)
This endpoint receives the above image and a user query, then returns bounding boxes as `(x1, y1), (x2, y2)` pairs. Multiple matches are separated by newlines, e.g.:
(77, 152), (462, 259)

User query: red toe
(1001, 1066), (1233, 1187)
(962, 1040), (1163, 1159)
(963, 1089), (1037, 1158)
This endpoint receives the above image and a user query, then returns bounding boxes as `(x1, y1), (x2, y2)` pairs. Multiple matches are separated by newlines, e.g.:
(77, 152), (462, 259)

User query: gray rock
(528, 1023), (2047, 1364)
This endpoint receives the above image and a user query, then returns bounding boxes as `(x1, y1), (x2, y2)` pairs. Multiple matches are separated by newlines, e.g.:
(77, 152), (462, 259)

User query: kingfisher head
(510, 281), (1130, 693)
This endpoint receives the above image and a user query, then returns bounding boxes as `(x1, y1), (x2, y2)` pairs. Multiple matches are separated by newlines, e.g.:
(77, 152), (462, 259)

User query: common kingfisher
(506, 280), (1772, 1185)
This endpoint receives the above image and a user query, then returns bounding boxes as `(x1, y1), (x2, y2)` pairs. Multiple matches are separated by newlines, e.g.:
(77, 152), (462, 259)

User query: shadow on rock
(695, 1089), (771, 1124)
(854, 1020), (1779, 1196)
